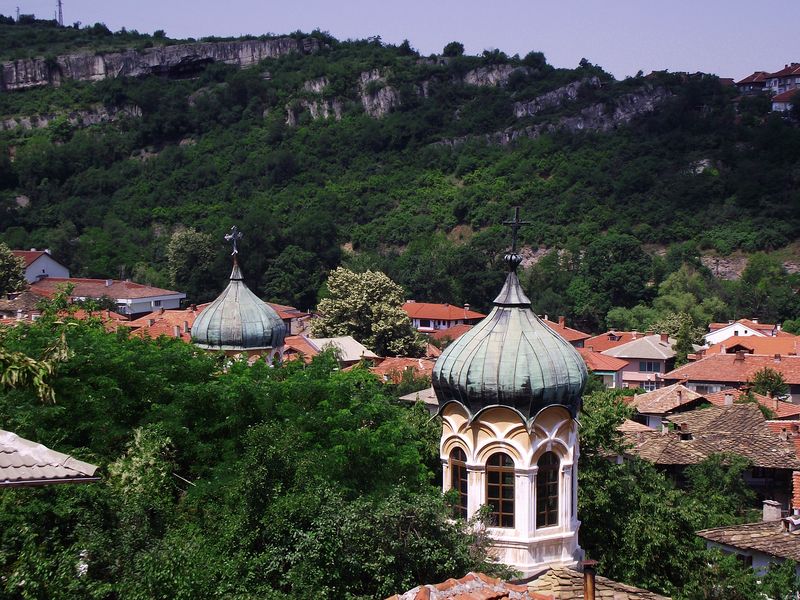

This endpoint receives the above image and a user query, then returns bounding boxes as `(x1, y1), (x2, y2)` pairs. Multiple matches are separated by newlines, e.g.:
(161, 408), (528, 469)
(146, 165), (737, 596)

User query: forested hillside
(1, 17), (799, 330)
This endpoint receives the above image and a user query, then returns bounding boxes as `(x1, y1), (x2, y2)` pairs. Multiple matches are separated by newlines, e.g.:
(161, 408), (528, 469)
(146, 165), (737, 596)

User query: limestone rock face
(513, 77), (601, 118)
(358, 69), (401, 118)
(0, 37), (322, 91)
(302, 76), (329, 93)
(285, 98), (343, 125)
(461, 64), (532, 87)
(1, 104), (141, 131)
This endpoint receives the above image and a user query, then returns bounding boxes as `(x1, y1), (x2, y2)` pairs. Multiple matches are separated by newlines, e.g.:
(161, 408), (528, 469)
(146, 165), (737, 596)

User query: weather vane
(224, 225), (243, 255)
(503, 207), (529, 254)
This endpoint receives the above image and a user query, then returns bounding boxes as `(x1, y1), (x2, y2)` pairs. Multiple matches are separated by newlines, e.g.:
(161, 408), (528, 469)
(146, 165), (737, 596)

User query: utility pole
(16, 6), (20, 22)
(57, 0), (63, 26)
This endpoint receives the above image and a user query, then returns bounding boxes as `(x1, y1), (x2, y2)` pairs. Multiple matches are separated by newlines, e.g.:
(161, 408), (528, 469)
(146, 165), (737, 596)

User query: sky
(10, 1), (800, 80)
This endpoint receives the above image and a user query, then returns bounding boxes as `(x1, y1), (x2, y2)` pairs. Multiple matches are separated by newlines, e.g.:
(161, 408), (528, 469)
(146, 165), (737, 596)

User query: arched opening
(536, 451), (560, 528)
(449, 447), (468, 519)
(486, 452), (514, 528)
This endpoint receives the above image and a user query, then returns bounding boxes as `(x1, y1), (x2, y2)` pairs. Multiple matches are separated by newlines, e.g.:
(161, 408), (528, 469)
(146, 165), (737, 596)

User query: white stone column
(466, 464), (485, 520)
(561, 464), (572, 532)
(530, 466), (539, 535)
(515, 467), (536, 538)
(441, 458), (450, 493)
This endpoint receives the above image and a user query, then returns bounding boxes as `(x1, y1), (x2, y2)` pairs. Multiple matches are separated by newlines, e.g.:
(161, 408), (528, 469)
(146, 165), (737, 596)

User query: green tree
(442, 41), (464, 57)
(312, 268), (425, 356)
(0, 242), (26, 296)
(166, 228), (218, 303)
(749, 366), (789, 398)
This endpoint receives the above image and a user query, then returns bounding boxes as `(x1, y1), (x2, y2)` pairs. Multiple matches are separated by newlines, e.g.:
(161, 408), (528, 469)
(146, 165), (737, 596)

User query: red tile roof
(584, 331), (642, 352)
(577, 348), (628, 372)
(541, 318), (591, 343)
(10, 250), (47, 267)
(128, 306), (203, 342)
(772, 89), (800, 103)
(267, 302), (309, 321)
(735, 71), (769, 85)
(703, 336), (800, 357)
(769, 63), (800, 78)
(664, 353), (800, 386)
(386, 571), (551, 600)
(30, 278), (184, 301)
(430, 324), (473, 342)
(402, 302), (485, 322)
(705, 388), (800, 419)
(283, 335), (319, 363)
(627, 384), (706, 415)
(364, 357), (436, 384)
(708, 319), (776, 333)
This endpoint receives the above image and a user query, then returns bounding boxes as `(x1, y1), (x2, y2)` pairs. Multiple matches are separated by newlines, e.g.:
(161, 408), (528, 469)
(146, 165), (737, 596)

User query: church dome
(191, 233), (286, 351)
(432, 251), (587, 422)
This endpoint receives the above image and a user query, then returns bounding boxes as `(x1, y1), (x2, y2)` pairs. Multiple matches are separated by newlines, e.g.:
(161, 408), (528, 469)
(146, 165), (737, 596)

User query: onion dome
(191, 228), (286, 351)
(432, 223), (587, 423)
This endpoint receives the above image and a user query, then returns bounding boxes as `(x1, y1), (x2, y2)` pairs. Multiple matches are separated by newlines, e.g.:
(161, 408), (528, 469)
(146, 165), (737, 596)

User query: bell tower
(432, 208), (587, 577)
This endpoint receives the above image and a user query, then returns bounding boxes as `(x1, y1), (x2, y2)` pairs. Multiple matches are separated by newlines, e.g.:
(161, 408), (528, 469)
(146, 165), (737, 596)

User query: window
(537, 452), (560, 527)
(153, 300), (162, 307)
(643, 381), (657, 391)
(420, 319), (431, 328)
(486, 452), (515, 528)
(638, 361), (660, 372)
(450, 448), (468, 519)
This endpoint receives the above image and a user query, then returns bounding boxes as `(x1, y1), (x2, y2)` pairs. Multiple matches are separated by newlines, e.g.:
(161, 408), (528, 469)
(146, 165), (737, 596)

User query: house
(283, 334), (379, 367)
(697, 513), (800, 577)
(577, 348), (627, 389)
(397, 386), (438, 415)
(11, 249), (70, 283)
(772, 88), (799, 113)
(705, 388), (800, 419)
(401, 301), (485, 333)
(352, 356), (436, 384)
(705, 318), (782, 345)
(601, 333), (676, 391)
(765, 63), (800, 96)
(626, 383), (708, 429)
(663, 352), (800, 401)
(621, 403), (800, 509)
(0, 290), (41, 320)
(541, 316), (591, 347)
(735, 71), (770, 95)
(0, 429), (99, 487)
(29, 277), (186, 318)
(267, 302), (311, 334)
(430, 323), (473, 344)
(128, 306), (202, 342)
(699, 335), (800, 359)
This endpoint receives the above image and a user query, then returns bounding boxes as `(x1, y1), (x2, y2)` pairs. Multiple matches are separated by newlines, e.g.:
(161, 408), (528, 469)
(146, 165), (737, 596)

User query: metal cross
(503, 207), (530, 253)
(224, 225), (243, 255)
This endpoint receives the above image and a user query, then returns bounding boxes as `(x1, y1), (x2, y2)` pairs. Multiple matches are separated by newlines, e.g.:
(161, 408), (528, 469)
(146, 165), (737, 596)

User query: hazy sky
(11, 1), (800, 80)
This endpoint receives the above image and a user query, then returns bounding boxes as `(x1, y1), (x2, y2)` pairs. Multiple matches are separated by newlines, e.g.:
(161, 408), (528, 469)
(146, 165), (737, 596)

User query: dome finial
(224, 225), (244, 280)
(502, 206), (529, 272)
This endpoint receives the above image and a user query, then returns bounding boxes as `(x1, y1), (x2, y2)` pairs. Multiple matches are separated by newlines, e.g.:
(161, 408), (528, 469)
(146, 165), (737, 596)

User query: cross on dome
(224, 225), (243, 255)
(503, 206), (530, 254)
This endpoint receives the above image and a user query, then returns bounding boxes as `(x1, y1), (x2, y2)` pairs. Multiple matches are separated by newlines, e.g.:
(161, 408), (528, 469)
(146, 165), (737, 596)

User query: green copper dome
(191, 258), (286, 352)
(432, 251), (587, 422)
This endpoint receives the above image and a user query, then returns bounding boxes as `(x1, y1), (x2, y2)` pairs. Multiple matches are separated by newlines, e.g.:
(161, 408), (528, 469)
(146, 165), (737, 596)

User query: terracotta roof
(283, 334), (319, 363)
(527, 568), (670, 600)
(627, 383), (706, 415)
(0, 430), (99, 487)
(10, 250), (47, 267)
(283, 335), (378, 363)
(541, 318), (591, 343)
(402, 302), (486, 322)
(705, 388), (800, 419)
(698, 520), (800, 562)
(664, 353), (800, 386)
(735, 71), (769, 85)
(708, 319), (775, 333)
(127, 306), (203, 342)
(622, 404), (800, 469)
(577, 348), (628, 372)
(772, 89), (800, 103)
(387, 571), (552, 600)
(768, 63), (800, 78)
(430, 324), (473, 342)
(363, 357), (436, 384)
(703, 336), (800, 357)
(584, 331), (642, 352)
(425, 343), (442, 358)
(602, 334), (675, 360)
(266, 301), (309, 321)
(0, 290), (41, 314)
(30, 277), (184, 301)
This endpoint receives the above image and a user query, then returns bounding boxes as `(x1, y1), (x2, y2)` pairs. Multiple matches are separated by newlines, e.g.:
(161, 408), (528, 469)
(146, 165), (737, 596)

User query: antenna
(57, 0), (63, 26)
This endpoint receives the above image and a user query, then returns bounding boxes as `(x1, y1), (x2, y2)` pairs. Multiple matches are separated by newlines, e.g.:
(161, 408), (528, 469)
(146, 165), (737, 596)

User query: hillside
(1, 18), (799, 327)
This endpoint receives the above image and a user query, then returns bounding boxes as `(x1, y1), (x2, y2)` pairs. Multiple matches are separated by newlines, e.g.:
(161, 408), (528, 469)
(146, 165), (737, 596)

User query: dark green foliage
(749, 366), (790, 398)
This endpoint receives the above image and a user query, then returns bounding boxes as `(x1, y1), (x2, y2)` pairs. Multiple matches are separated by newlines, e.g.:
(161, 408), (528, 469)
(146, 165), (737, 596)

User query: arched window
(536, 452), (560, 528)
(449, 448), (468, 519)
(486, 452), (515, 528)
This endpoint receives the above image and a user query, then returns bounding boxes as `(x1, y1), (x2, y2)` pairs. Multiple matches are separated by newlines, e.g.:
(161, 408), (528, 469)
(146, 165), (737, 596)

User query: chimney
(173, 325), (181, 338)
(559, 315), (566, 327)
(679, 422), (692, 441)
(724, 392), (734, 406)
(44, 248), (51, 255)
(582, 560), (597, 600)
(183, 320), (189, 333)
(105, 279), (113, 287)
(645, 330), (654, 337)
(779, 428), (789, 442)
(735, 350), (745, 361)
(752, 318), (759, 324)
(660, 333), (669, 343)
(148, 319), (155, 326)
(793, 472), (800, 514)
(774, 353), (782, 363)
(720, 344), (726, 354)
(676, 389), (683, 402)
(763, 500), (782, 522)
(158, 307), (165, 315)
(190, 304), (196, 312)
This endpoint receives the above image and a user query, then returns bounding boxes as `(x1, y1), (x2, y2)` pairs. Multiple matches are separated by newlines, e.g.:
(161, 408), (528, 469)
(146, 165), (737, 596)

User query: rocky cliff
(0, 37), (321, 91)
(513, 77), (601, 117)
(1, 104), (141, 131)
